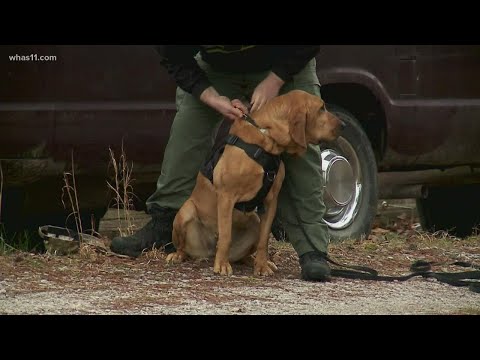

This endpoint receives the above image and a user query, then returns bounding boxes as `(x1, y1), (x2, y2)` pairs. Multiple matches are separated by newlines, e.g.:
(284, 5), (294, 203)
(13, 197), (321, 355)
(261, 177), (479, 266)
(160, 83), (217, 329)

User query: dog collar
(242, 113), (259, 127)
(242, 113), (268, 134)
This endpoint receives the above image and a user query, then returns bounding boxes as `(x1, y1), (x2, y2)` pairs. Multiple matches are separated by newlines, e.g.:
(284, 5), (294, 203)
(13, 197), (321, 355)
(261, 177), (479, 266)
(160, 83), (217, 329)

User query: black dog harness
(200, 115), (281, 214)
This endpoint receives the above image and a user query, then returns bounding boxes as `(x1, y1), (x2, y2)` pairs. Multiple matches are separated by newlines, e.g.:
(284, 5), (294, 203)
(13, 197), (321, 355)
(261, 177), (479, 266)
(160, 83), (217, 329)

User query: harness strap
(235, 170), (277, 213)
(226, 134), (279, 170)
(200, 134), (281, 214)
(200, 145), (224, 184)
(227, 134), (281, 213)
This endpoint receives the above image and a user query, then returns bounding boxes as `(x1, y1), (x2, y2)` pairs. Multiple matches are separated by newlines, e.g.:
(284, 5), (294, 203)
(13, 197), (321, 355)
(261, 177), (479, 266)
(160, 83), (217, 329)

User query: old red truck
(1, 45), (480, 241)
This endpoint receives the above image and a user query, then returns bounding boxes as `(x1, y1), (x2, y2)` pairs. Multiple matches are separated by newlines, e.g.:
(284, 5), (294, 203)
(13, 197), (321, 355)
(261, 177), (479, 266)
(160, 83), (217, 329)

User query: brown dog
(166, 89), (342, 276)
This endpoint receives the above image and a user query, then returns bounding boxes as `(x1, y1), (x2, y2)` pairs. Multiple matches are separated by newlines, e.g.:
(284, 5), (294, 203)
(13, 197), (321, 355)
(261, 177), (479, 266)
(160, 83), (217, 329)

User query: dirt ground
(1, 201), (479, 315)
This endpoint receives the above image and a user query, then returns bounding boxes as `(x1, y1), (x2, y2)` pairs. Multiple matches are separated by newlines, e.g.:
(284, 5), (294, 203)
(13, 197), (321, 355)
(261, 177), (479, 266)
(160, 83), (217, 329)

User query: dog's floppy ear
(289, 108), (308, 151)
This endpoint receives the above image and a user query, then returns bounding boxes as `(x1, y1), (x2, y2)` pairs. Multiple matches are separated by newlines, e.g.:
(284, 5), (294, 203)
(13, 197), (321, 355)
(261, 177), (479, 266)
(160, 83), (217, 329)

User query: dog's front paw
(214, 259), (233, 276)
(166, 251), (186, 264)
(254, 260), (278, 276)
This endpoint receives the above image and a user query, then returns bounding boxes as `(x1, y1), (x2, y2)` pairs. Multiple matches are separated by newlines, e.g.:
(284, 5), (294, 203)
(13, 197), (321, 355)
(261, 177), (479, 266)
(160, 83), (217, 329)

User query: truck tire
(416, 184), (480, 237)
(321, 105), (378, 242)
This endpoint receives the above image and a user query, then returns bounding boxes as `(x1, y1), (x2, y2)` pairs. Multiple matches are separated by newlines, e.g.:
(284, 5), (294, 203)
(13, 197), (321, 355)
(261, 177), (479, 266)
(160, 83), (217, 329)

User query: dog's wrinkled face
(252, 89), (343, 156)
(285, 90), (343, 154)
(305, 100), (343, 144)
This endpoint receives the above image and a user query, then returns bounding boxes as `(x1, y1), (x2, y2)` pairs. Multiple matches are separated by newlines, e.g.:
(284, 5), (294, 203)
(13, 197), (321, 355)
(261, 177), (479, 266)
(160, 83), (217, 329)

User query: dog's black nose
(340, 121), (346, 130)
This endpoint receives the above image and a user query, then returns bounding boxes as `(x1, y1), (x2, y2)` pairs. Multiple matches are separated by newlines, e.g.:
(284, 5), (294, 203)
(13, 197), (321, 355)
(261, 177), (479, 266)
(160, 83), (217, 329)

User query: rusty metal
(379, 184), (428, 200)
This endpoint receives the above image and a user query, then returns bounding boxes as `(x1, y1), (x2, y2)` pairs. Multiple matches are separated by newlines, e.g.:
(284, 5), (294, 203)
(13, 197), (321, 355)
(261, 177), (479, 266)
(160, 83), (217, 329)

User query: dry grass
(61, 151), (84, 240)
(142, 247), (167, 262)
(327, 215), (480, 278)
(107, 143), (137, 237)
(79, 242), (101, 261)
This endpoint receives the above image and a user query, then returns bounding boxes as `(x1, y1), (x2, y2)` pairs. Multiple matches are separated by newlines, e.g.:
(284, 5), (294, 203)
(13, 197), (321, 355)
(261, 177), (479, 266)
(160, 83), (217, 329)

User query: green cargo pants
(146, 57), (330, 255)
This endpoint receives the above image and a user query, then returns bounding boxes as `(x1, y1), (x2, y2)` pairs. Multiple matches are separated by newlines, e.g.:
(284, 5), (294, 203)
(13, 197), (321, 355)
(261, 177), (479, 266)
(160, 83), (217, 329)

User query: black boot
(299, 251), (331, 282)
(110, 207), (177, 257)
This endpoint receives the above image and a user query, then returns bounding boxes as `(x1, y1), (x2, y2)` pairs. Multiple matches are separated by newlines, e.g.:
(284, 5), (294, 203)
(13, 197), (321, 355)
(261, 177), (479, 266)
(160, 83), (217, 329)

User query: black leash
(284, 176), (480, 293)
(329, 259), (480, 293)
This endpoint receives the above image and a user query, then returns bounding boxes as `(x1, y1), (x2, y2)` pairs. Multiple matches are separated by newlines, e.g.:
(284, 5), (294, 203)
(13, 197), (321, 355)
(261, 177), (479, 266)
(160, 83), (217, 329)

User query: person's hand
(250, 72), (285, 113)
(200, 87), (244, 121)
(231, 99), (249, 116)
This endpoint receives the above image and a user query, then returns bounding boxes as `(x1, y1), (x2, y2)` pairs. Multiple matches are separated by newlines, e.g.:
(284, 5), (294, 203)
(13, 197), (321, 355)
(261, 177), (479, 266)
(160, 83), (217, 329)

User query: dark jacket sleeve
(154, 45), (212, 98)
(271, 45), (321, 82)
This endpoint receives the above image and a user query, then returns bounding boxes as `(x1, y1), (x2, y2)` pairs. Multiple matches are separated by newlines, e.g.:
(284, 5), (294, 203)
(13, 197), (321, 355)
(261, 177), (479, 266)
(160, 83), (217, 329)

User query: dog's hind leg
(239, 254), (255, 267)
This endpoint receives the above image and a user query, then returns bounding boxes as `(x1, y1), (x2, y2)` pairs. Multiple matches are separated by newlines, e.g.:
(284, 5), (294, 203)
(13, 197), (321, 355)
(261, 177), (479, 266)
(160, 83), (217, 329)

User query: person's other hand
(200, 87), (244, 121)
(250, 72), (285, 113)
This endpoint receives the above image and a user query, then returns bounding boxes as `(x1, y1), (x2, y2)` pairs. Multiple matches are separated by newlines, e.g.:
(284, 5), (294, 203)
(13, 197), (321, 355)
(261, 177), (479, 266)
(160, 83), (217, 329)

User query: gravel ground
(1, 271), (478, 315)
(1, 206), (479, 315)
